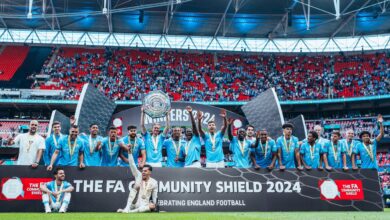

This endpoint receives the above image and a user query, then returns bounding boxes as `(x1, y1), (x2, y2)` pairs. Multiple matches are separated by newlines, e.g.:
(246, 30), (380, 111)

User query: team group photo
(0, 0), (390, 220)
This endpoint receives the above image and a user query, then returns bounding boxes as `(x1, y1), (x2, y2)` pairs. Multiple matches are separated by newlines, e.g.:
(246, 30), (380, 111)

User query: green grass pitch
(1, 209), (390, 220)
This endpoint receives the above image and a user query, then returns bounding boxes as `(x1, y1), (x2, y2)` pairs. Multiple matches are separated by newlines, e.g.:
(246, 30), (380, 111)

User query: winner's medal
(68, 137), (77, 159)
(185, 139), (192, 155)
(89, 135), (97, 154)
(283, 136), (292, 153)
(173, 140), (181, 157)
(332, 142), (338, 161)
(347, 141), (353, 156)
(363, 143), (374, 161)
(260, 141), (268, 155)
(209, 132), (216, 151)
(108, 138), (116, 158)
(152, 135), (159, 153)
(238, 140), (246, 156)
(54, 182), (64, 206)
(309, 144), (314, 160)
(141, 181), (149, 200)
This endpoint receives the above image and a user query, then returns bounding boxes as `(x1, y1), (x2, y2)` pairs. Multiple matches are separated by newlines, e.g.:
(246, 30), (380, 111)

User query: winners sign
(111, 102), (247, 135)
(0, 166), (383, 212)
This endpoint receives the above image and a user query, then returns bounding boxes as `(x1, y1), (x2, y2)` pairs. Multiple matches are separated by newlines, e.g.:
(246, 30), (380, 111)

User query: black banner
(75, 83), (117, 135)
(241, 88), (285, 139)
(112, 102), (247, 135)
(0, 166), (383, 212)
(47, 110), (70, 135)
(290, 114), (307, 141)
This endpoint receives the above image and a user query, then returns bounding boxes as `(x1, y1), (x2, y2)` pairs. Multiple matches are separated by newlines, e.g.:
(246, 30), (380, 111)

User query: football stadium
(0, 0), (390, 219)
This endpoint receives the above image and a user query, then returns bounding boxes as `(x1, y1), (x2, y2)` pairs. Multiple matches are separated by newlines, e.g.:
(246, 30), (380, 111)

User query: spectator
(31, 48), (390, 102)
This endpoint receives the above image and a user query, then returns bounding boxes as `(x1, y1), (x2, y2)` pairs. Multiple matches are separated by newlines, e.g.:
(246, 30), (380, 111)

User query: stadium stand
(0, 120), (48, 140)
(32, 47), (390, 101)
(0, 46), (29, 81)
(378, 152), (390, 169)
(306, 116), (390, 139)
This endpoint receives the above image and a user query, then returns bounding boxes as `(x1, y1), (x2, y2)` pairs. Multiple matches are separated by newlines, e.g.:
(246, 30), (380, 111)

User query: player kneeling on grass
(40, 167), (74, 213)
(117, 146), (158, 213)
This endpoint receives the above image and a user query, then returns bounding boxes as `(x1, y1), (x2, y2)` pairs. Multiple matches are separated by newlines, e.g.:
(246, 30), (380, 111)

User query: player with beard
(276, 123), (300, 171)
(163, 126), (186, 167)
(101, 126), (123, 167)
(323, 131), (348, 170)
(119, 125), (146, 168)
(183, 106), (202, 168)
(47, 125), (85, 170)
(40, 167), (74, 213)
(352, 115), (384, 170)
(198, 109), (228, 168)
(141, 107), (170, 167)
(117, 149), (158, 213)
(227, 120), (259, 168)
(80, 124), (103, 166)
(342, 129), (360, 168)
(245, 125), (256, 144)
(10, 120), (45, 167)
(299, 131), (330, 171)
(44, 121), (63, 166)
(251, 129), (278, 170)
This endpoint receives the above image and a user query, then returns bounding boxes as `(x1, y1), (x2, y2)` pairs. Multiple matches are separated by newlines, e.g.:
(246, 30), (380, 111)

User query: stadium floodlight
(301, 0), (310, 30)
(27, 0), (33, 19)
(333, 0), (340, 20)
(42, 0), (46, 15)
(103, 0), (108, 14)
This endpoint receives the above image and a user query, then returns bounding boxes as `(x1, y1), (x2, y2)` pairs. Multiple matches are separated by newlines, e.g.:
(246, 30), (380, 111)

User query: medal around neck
(143, 90), (171, 118)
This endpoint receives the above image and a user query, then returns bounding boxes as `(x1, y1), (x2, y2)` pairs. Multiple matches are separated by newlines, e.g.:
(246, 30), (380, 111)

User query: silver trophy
(142, 90), (171, 118)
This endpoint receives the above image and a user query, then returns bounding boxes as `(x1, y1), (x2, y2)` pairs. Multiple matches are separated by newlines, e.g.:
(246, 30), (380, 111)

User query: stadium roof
(1, 0), (390, 39)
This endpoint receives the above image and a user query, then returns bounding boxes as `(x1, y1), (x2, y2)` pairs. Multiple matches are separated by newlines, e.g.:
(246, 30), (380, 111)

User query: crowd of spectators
(306, 116), (390, 139)
(33, 47), (390, 101)
(379, 166), (390, 206)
